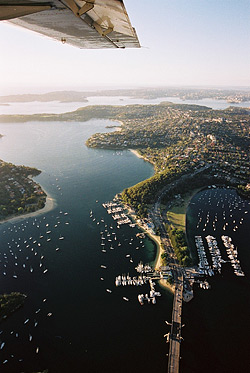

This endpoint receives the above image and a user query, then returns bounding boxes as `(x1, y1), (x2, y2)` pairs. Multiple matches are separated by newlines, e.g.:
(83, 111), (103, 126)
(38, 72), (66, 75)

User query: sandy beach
(145, 230), (175, 293)
(125, 204), (174, 294)
(129, 149), (145, 160)
(127, 149), (177, 293)
(0, 187), (56, 225)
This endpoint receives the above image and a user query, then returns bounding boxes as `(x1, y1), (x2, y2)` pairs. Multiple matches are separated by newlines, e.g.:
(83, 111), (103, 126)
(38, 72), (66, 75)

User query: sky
(0, 0), (250, 94)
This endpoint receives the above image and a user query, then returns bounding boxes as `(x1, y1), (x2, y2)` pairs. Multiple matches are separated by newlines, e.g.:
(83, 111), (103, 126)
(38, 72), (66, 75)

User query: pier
(167, 271), (183, 373)
(152, 194), (186, 373)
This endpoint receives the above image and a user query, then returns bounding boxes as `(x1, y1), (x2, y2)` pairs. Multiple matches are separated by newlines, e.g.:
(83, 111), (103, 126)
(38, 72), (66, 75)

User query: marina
(183, 186), (250, 373)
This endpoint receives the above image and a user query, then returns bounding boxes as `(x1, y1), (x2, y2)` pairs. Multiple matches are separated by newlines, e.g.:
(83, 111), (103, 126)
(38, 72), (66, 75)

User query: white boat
(138, 294), (144, 305)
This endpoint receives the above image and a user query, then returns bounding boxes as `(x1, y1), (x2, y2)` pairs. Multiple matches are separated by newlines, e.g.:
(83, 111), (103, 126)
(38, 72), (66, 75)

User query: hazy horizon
(1, 0), (250, 95)
(2, 84), (250, 97)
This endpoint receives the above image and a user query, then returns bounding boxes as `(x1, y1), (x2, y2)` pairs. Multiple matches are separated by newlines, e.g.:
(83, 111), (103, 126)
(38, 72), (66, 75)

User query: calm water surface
(0, 120), (173, 373)
(182, 188), (250, 373)
(1, 96), (250, 114)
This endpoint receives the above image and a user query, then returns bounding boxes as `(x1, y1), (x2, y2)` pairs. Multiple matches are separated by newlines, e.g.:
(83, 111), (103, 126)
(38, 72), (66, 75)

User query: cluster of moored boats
(138, 279), (161, 305)
(195, 236), (214, 276)
(93, 204), (162, 306)
(115, 274), (148, 287)
(197, 280), (211, 290)
(195, 234), (245, 278)
(0, 209), (69, 365)
(0, 212), (68, 279)
(195, 187), (249, 234)
(193, 188), (250, 282)
(114, 262), (161, 305)
(0, 297), (53, 364)
(102, 201), (135, 227)
(135, 262), (152, 273)
(205, 235), (225, 274)
(221, 235), (245, 276)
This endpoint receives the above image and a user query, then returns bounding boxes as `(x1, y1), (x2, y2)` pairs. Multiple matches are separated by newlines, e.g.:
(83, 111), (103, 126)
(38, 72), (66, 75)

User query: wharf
(167, 271), (183, 373)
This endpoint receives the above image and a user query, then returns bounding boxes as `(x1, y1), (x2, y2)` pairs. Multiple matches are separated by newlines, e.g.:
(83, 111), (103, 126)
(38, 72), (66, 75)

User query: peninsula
(1, 87), (250, 104)
(0, 159), (46, 222)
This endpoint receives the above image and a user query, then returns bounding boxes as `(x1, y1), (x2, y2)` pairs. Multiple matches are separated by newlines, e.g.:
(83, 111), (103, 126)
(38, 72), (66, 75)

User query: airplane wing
(0, 0), (140, 48)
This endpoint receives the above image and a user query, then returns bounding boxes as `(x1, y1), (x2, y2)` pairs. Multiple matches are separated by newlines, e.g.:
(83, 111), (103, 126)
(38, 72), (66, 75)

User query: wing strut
(61, 0), (116, 41)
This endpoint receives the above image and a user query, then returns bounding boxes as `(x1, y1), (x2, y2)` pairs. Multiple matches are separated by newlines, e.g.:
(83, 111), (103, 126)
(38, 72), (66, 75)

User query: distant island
(0, 91), (88, 104)
(1, 87), (250, 104)
(0, 292), (27, 322)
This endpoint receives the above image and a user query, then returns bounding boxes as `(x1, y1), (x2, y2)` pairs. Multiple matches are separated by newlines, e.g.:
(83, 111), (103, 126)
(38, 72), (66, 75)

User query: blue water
(0, 120), (173, 373)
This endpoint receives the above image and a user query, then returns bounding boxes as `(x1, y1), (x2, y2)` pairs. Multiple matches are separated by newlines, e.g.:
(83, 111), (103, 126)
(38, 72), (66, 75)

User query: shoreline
(113, 119), (124, 129)
(0, 187), (56, 225)
(125, 203), (175, 294)
(144, 229), (175, 294)
(129, 149), (145, 160)
(126, 149), (205, 294)
(128, 148), (174, 293)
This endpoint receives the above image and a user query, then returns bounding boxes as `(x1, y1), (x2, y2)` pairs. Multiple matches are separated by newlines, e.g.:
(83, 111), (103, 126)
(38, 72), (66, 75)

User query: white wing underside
(1, 0), (140, 48)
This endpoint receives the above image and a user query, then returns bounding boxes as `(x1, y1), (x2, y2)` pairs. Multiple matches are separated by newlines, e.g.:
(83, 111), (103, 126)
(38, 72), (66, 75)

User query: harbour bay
(0, 119), (172, 372)
(0, 98), (249, 372)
